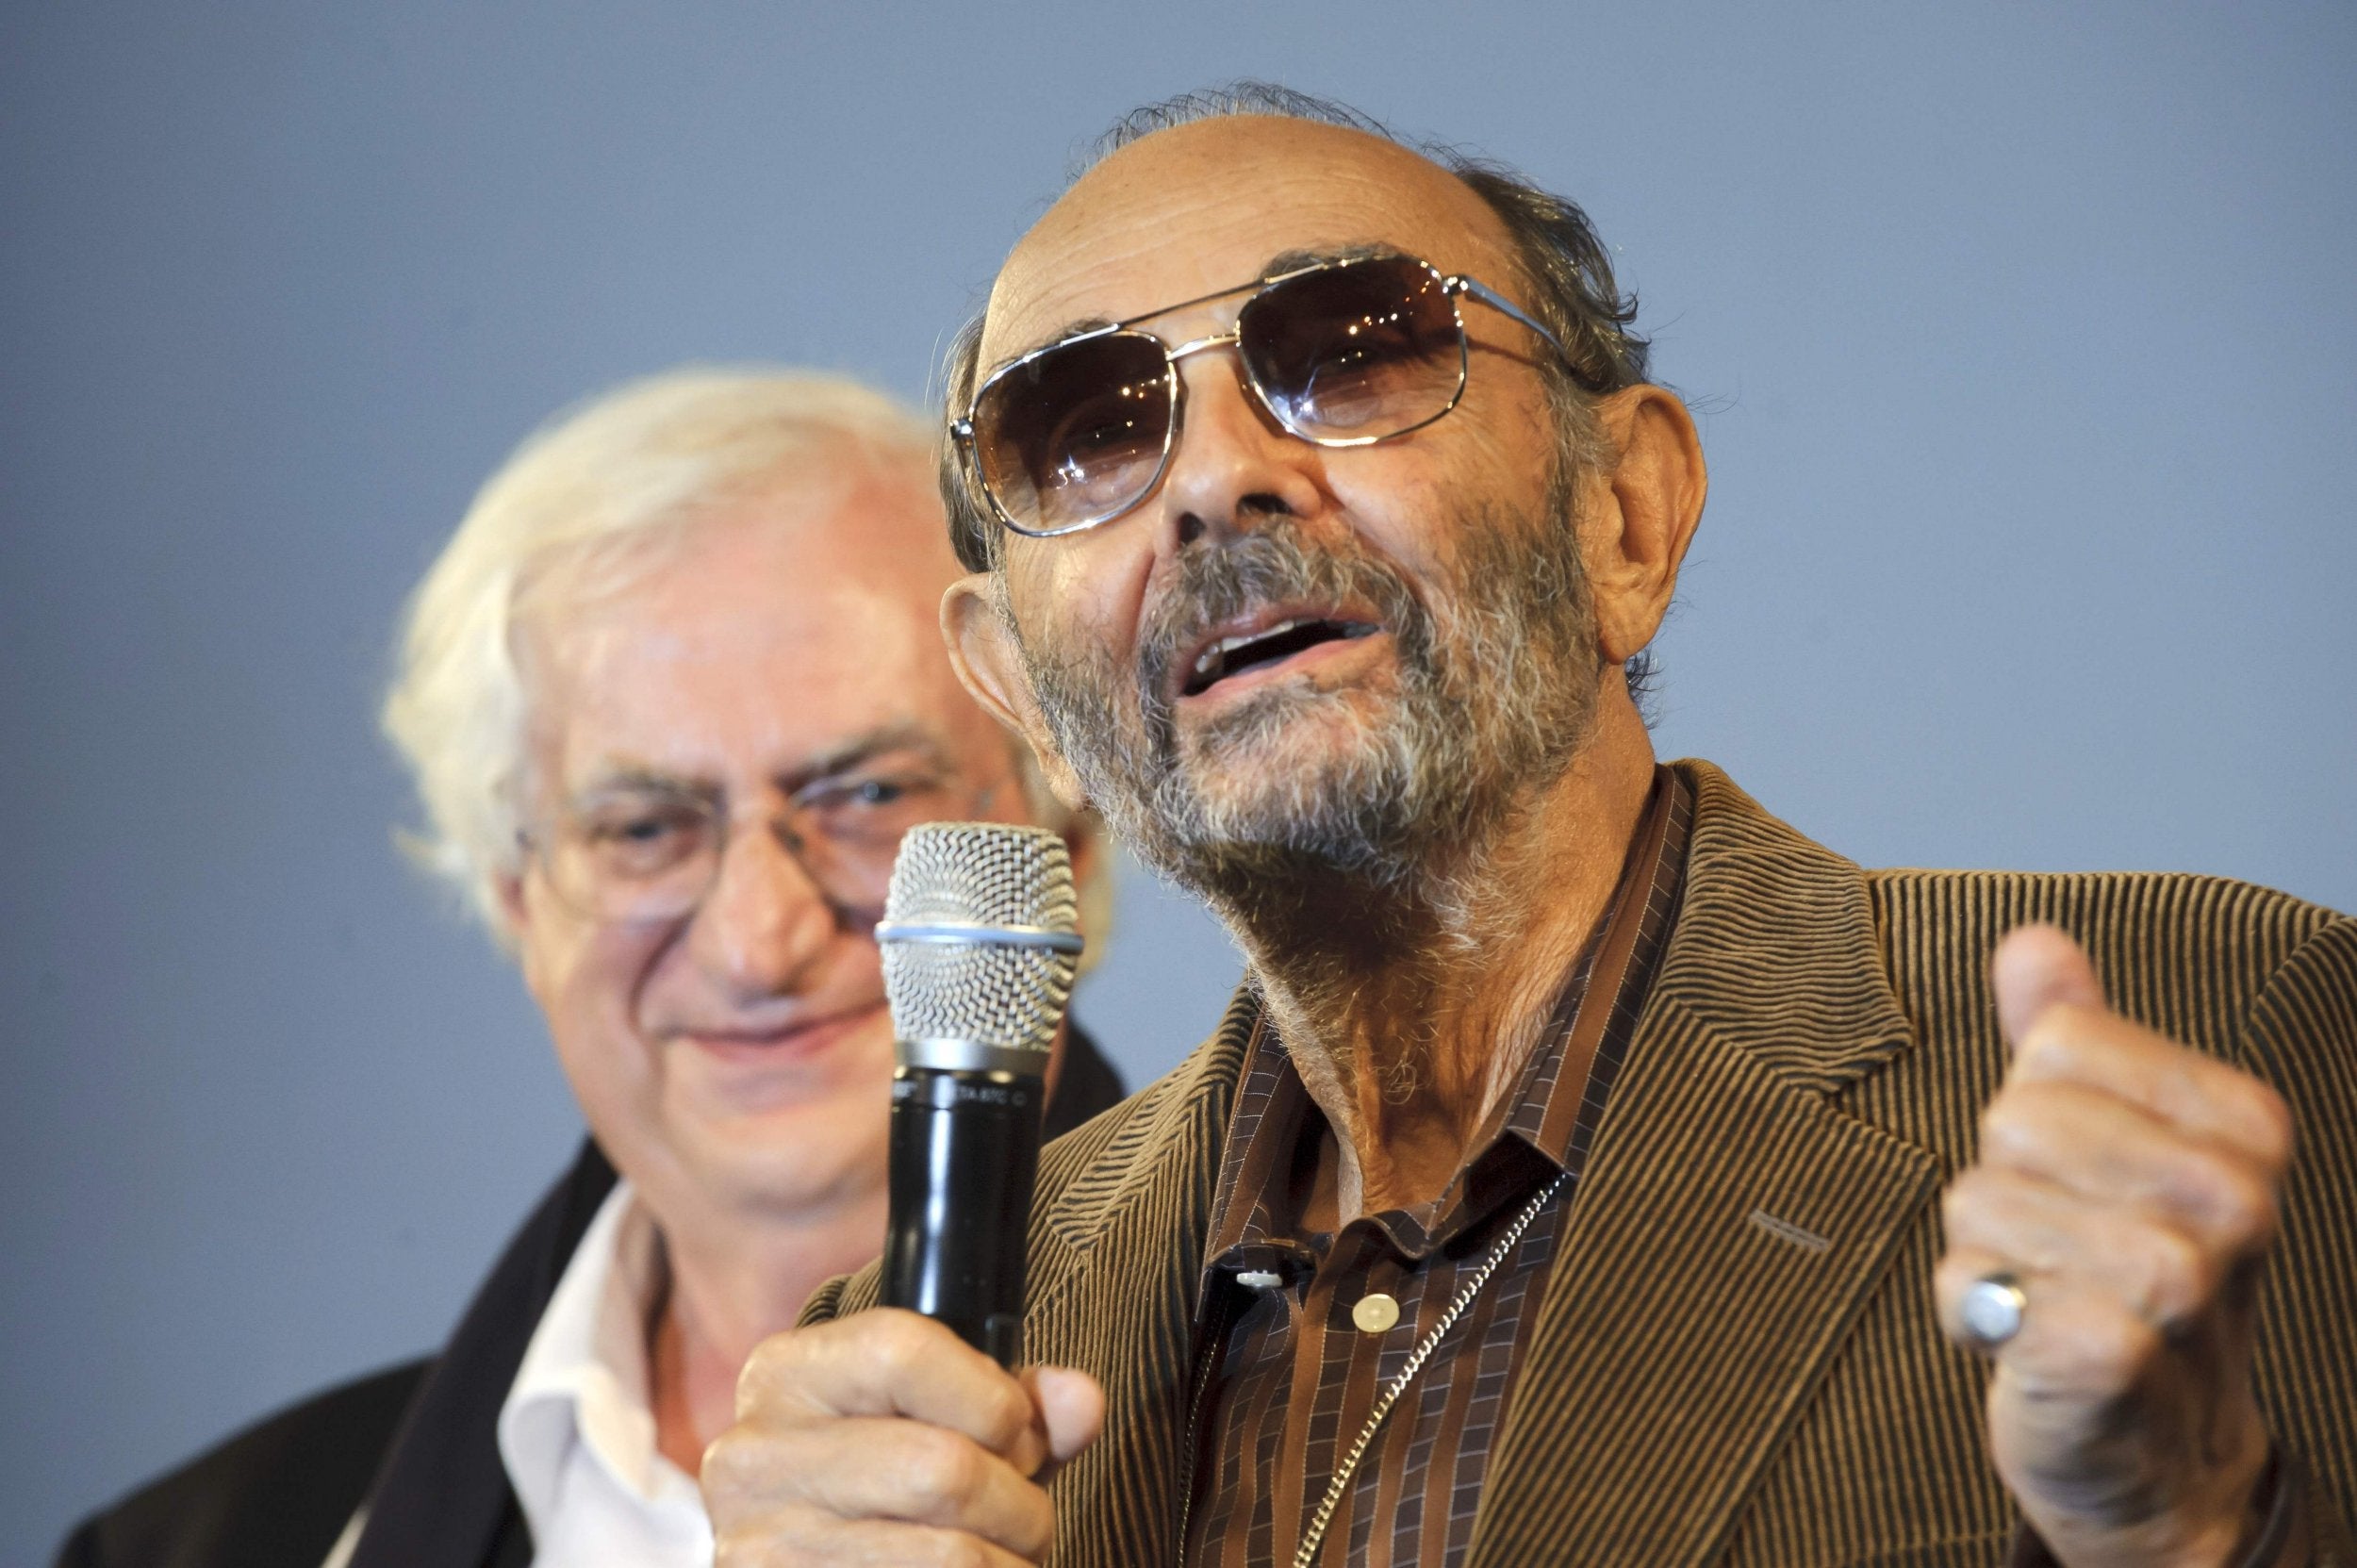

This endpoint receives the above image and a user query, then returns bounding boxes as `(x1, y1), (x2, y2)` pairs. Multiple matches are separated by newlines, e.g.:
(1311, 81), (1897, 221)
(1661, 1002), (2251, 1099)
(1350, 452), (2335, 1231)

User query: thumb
(1021, 1365), (1106, 1474)
(1990, 923), (2106, 1049)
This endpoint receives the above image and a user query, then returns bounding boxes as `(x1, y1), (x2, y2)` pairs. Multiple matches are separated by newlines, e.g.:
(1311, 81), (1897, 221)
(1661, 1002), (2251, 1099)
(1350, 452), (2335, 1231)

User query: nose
(685, 823), (838, 999)
(1151, 340), (1327, 553)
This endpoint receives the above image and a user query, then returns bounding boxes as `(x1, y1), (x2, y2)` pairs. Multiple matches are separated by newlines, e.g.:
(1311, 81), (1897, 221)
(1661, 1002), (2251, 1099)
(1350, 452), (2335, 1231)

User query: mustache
(1133, 520), (1432, 716)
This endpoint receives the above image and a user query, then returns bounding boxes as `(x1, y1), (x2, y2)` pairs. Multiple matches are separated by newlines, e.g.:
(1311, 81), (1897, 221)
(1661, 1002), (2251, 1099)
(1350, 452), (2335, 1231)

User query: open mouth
(1179, 615), (1380, 698)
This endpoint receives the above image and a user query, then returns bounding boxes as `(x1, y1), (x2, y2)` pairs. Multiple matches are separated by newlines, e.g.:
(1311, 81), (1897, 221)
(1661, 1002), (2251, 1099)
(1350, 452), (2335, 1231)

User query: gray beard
(1016, 488), (1603, 922)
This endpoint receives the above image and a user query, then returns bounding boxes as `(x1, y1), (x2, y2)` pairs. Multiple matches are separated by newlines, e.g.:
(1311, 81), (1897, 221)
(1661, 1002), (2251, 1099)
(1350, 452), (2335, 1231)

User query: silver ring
(1958, 1272), (2028, 1351)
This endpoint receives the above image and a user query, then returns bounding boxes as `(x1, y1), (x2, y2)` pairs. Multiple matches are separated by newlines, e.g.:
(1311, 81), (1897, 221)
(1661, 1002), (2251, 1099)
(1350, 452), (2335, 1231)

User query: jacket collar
(1027, 759), (1922, 1253)
(1648, 759), (1916, 1093)
(1466, 759), (1937, 1565)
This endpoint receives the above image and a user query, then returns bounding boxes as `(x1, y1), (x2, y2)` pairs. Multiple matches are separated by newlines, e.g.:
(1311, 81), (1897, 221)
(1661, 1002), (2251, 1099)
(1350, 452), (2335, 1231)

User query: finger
(1933, 1242), (2032, 1353)
(715, 1511), (1041, 1568)
(1991, 924), (2106, 1048)
(2003, 1009), (2293, 1169)
(736, 1312), (1047, 1470)
(701, 1418), (1055, 1559)
(1023, 1365), (1106, 1470)
(1976, 1082), (2281, 1252)
(1937, 1245), (2168, 1394)
(810, 1416), (1056, 1556)
(1942, 1167), (2233, 1331)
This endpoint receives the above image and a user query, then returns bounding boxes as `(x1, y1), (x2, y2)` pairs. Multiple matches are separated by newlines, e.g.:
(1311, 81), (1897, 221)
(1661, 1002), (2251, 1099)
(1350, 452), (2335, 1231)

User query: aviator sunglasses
(951, 251), (1572, 538)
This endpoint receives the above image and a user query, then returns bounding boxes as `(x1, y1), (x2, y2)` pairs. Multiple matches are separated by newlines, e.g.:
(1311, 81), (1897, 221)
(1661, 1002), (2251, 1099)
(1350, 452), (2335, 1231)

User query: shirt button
(1351, 1292), (1401, 1333)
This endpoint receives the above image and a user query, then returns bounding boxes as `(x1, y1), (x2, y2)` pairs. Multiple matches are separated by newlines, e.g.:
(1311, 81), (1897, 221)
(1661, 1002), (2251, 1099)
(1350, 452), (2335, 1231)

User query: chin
(1184, 683), (1392, 764)
(690, 1099), (892, 1213)
(1195, 721), (1403, 817)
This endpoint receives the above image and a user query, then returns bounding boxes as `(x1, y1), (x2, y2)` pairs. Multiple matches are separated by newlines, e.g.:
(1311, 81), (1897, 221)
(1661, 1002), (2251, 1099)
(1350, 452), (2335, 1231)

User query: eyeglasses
(520, 763), (981, 929)
(951, 251), (1570, 540)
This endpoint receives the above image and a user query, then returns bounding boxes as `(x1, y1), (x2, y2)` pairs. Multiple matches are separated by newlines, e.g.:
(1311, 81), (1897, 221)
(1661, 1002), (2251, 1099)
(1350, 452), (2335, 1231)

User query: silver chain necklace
(1289, 1166), (1573, 1568)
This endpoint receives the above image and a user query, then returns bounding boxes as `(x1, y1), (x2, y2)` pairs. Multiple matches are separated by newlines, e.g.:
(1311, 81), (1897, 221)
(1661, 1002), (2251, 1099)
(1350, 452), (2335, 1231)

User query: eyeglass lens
(544, 771), (967, 926)
(1236, 258), (1463, 439)
(970, 256), (1467, 536)
(971, 333), (1176, 536)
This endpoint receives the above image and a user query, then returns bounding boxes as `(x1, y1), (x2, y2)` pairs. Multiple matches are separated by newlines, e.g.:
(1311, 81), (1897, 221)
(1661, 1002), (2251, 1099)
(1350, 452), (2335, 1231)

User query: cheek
(1427, 374), (1557, 503)
(529, 921), (668, 1058)
(1323, 454), (1451, 578)
(1333, 415), (1553, 578)
(1005, 531), (1151, 668)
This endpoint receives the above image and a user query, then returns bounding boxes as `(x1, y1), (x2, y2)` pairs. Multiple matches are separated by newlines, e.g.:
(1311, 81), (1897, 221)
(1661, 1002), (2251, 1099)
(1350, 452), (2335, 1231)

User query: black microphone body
(882, 1066), (1044, 1365)
(874, 822), (1082, 1369)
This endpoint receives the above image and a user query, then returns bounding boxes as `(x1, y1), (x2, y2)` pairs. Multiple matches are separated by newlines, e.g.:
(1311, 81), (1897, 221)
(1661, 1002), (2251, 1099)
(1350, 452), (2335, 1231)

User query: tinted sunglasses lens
(1240, 257), (1464, 440)
(971, 333), (1174, 534)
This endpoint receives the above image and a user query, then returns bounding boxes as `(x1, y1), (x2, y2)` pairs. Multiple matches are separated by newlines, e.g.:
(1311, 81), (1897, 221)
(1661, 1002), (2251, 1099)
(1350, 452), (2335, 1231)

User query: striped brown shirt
(1181, 767), (1694, 1568)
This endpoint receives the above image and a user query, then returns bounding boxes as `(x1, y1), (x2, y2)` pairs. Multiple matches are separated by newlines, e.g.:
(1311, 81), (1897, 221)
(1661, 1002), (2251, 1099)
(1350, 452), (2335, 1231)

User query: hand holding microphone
(702, 823), (1106, 1567)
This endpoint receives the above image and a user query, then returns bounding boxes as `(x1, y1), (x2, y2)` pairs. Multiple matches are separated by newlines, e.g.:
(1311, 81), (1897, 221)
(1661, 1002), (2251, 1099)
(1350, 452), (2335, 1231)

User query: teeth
(1193, 619), (1303, 678)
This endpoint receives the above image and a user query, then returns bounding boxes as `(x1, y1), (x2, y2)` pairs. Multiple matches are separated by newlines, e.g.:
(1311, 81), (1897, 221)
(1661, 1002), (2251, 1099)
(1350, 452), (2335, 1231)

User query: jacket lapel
(1467, 762), (1940, 1567)
(346, 1140), (616, 1568)
(1018, 989), (1254, 1567)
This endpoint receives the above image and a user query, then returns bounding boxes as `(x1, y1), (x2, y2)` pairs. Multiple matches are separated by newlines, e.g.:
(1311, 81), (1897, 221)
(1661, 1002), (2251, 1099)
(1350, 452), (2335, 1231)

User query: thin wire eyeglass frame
(515, 779), (987, 930)
(949, 252), (1574, 540)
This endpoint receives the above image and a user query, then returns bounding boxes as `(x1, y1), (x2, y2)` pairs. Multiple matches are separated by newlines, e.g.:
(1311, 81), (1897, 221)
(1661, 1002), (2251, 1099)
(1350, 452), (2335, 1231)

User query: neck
(1218, 694), (1657, 1222)
(641, 1173), (891, 1475)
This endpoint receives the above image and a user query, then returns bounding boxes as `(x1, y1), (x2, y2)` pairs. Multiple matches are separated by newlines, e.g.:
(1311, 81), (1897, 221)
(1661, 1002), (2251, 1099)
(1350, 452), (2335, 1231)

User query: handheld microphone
(875, 822), (1083, 1366)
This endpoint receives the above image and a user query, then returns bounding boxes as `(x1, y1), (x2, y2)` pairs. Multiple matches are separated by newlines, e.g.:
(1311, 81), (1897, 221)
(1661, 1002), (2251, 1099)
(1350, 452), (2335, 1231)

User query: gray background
(5, 1), (2351, 1556)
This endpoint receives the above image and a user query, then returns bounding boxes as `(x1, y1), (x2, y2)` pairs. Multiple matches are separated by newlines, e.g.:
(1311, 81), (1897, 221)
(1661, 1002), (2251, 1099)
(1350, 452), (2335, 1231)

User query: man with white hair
(56, 369), (1126, 1568)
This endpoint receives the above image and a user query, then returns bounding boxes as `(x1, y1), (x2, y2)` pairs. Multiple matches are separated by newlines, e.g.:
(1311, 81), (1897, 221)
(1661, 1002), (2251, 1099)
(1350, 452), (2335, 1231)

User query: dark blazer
(808, 762), (2357, 1565)
(58, 1032), (1127, 1568)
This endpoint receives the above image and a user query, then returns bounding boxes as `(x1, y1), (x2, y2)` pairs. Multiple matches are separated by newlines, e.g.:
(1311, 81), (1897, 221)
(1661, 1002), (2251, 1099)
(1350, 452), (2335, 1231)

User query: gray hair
(382, 367), (1109, 951)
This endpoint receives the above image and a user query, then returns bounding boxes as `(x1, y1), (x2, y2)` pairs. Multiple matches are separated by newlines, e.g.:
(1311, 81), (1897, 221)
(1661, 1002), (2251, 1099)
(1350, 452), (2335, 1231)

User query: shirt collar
(1198, 766), (1694, 1282)
(497, 1179), (701, 1542)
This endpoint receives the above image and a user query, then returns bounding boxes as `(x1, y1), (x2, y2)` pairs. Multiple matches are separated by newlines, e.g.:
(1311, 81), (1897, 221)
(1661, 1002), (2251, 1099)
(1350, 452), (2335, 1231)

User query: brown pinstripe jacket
(809, 761), (2357, 1565)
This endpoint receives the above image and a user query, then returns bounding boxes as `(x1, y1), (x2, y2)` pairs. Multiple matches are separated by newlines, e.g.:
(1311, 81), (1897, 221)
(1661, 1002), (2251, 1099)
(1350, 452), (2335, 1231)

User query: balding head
(985, 116), (1521, 372)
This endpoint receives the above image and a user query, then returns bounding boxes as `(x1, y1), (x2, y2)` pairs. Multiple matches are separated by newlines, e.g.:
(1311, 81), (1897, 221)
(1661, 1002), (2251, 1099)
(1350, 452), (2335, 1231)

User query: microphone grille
(879, 822), (1080, 1060)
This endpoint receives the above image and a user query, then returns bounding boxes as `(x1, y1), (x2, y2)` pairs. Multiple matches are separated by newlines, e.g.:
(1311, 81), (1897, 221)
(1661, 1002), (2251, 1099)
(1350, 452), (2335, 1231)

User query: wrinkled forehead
(980, 117), (1523, 371)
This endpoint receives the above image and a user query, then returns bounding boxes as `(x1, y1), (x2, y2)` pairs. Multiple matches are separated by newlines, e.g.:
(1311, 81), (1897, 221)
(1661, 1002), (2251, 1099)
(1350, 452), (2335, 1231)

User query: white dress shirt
(494, 1180), (715, 1567)
(316, 1180), (712, 1568)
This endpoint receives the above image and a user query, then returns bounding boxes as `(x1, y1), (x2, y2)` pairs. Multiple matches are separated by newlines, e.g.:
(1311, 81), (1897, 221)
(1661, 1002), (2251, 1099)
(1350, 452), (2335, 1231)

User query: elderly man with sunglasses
(56, 371), (1127, 1568)
(703, 90), (2357, 1568)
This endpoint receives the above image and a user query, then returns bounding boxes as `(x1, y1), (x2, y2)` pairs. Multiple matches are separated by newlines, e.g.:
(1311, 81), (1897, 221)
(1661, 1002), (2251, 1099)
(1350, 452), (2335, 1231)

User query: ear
(495, 869), (530, 933)
(492, 868), (547, 986)
(1580, 386), (1707, 665)
(942, 573), (1090, 812)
